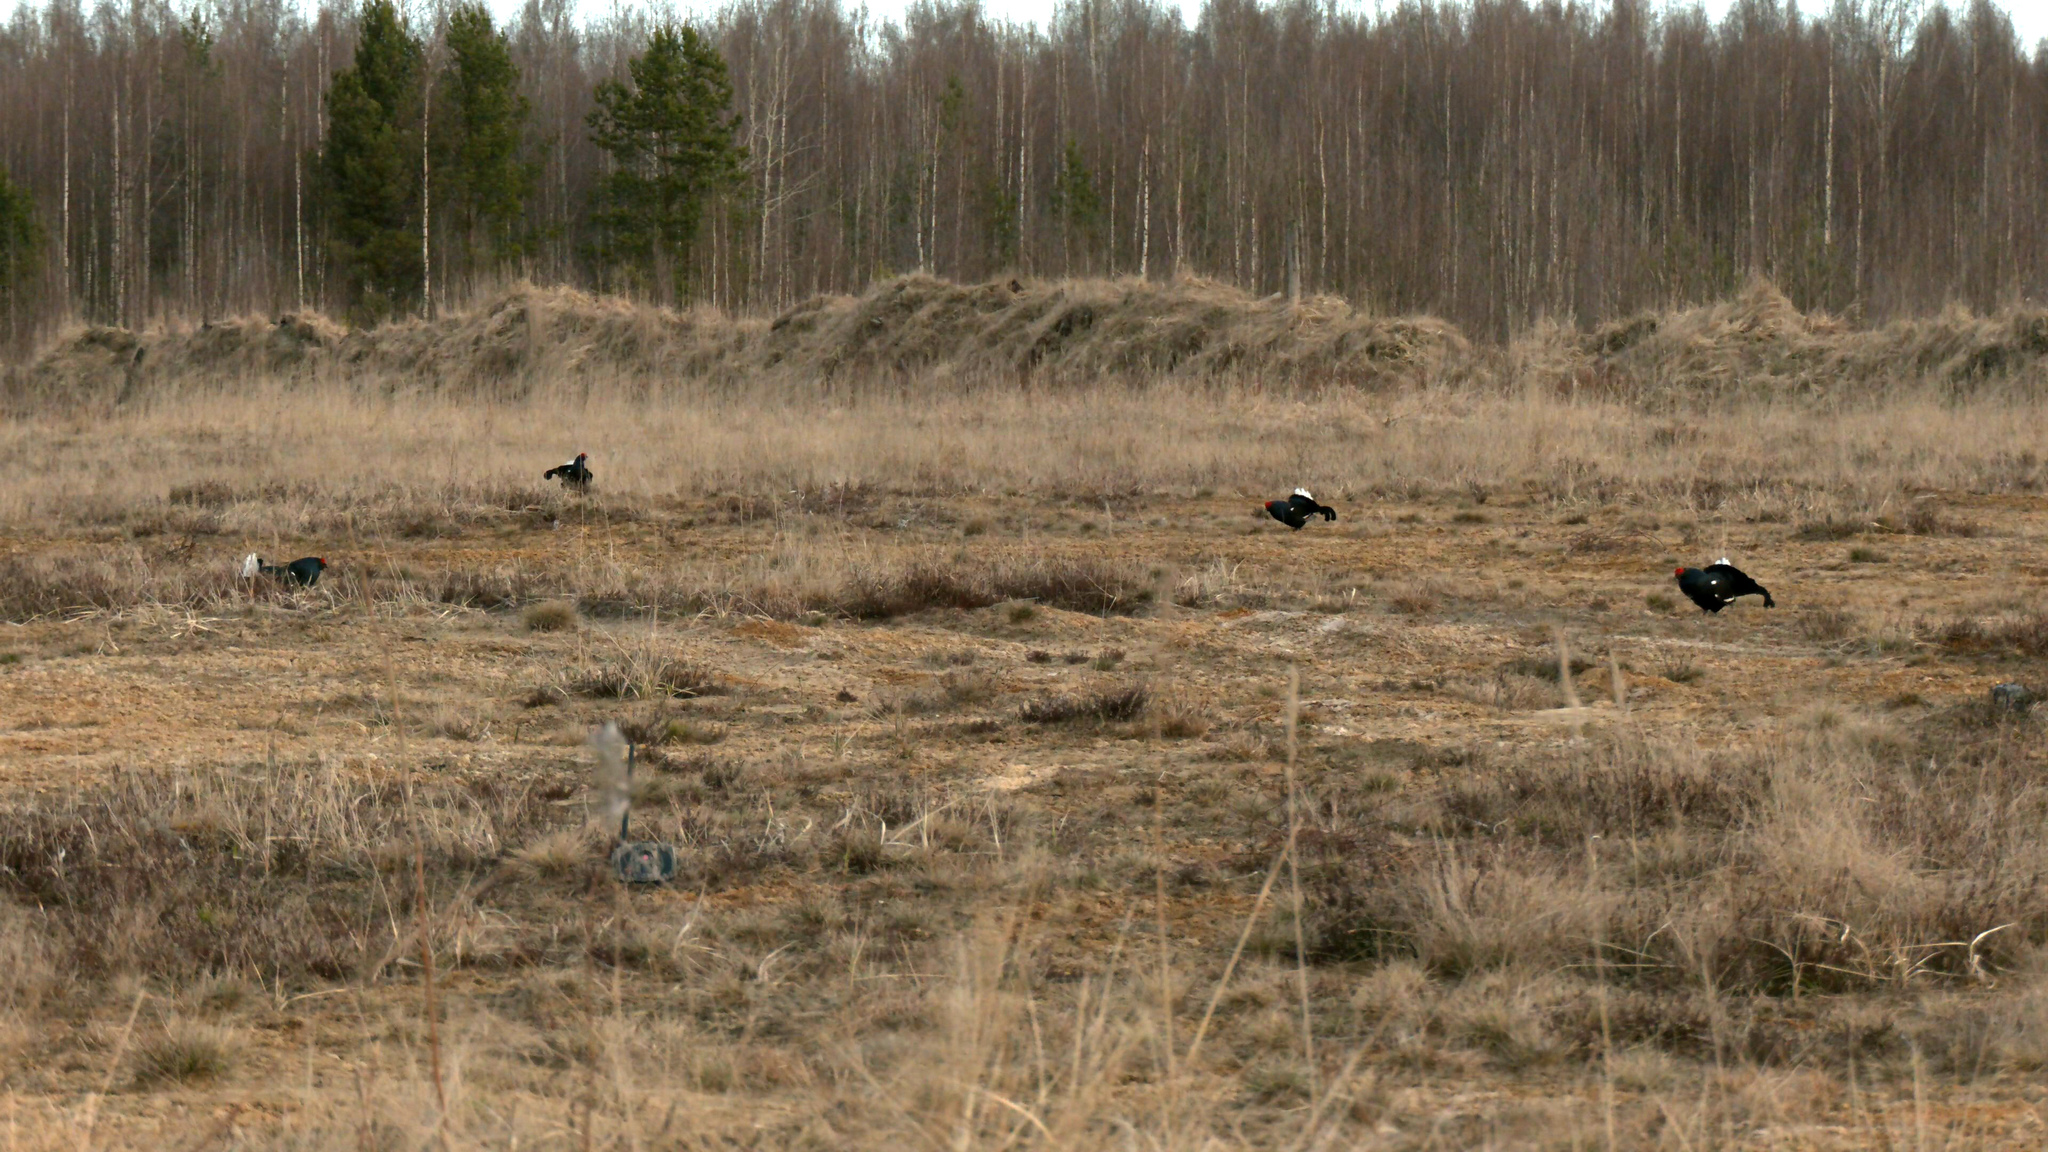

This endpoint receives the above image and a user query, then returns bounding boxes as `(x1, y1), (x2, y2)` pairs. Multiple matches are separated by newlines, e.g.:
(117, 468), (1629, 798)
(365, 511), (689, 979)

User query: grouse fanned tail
(1265, 488), (1338, 530)
(246, 555), (327, 587)
(545, 451), (593, 490)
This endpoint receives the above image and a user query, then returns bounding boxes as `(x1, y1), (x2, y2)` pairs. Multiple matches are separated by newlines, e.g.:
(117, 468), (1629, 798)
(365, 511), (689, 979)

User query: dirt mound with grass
(6, 275), (1472, 410)
(25, 274), (2048, 411)
(1536, 278), (2048, 400)
(754, 274), (1469, 384)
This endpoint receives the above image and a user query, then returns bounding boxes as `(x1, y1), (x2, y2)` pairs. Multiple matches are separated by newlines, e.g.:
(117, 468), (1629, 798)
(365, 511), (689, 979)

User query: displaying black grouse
(1265, 488), (1337, 530)
(1674, 558), (1774, 613)
(545, 452), (593, 490)
(241, 554), (328, 587)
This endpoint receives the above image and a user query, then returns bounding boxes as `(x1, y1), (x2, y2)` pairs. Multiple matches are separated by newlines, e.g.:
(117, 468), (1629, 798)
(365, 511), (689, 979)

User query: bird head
(1673, 567), (1687, 577)
(317, 558), (328, 568)
(577, 452), (588, 462)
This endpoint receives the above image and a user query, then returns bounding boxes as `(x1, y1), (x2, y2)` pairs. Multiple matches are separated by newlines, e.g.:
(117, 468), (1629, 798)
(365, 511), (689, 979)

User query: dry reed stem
(73, 987), (145, 1152)
(413, 846), (446, 1134)
(1283, 665), (1315, 1103)
(1153, 769), (1173, 1085)
(1183, 841), (1291, 1069)
(1555, 626), (1582, 709)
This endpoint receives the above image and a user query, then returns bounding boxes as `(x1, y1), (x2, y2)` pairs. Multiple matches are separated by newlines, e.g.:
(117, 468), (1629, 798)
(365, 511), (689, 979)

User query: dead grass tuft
(1656, 654), (1705, 683)
(1799, 606), (1858, 642)
(133, 1022), (238, 1086)
(1151, 692), (1212, 739)
(522, 600), (579, 632)
(1904, 502), (1984, 538)
(1444, 673), (1560, 711)
(1797, 516), (1865, 541)
(426, 706), (490, 742)
(1020, 684), (1150, 724)
(1934, 612), (2048, 658)
(568, 653), (721, 700)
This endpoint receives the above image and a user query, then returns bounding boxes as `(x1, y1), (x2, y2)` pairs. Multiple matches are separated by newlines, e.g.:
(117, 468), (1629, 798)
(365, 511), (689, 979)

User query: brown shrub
(1935, 613), (2048, 658)
(0, 550), (242, 621)
(1904, 503), (1983, 538)
(569, 655), (721, 700)
(1020, 685), (1149, 724)
(522, 600), (580, 632)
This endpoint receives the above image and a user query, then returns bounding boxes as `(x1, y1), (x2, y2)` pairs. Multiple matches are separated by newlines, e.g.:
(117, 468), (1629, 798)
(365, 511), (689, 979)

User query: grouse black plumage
(242, 554), (327, 587)
(1265, 488), (1337, 530)
(545, 452), (593, 490)
(1674, 559), (1774, 613)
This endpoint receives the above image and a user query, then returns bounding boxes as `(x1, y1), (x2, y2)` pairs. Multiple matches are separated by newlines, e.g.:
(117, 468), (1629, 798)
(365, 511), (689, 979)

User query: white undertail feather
(240, 554), (260, 579)
(590, 722), (631, 841)
(1715, 556), (1731, 566)
(1293, 487), (1313, 500)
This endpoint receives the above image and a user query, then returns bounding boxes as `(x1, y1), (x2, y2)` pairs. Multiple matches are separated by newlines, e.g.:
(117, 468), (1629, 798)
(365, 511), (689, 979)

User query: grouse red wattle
(241, 554), (328, 587)
(1675, 558), (1773, 613)
(1265, 488), (1337, 530)
(545, 452), (593, 490)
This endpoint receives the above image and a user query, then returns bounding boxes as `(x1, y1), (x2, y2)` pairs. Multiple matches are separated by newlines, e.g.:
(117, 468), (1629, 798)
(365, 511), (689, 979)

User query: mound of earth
(1536, 278), (2048, 400)
(6, 274), (1473, 411)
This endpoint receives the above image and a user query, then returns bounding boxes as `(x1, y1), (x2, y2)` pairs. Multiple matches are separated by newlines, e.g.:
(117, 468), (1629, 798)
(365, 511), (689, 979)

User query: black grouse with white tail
(242, 554), (328, 587)
(1265, 488), (1337, 530)
(1674, 559), (1774, 613)
(545, 452), (593, 490)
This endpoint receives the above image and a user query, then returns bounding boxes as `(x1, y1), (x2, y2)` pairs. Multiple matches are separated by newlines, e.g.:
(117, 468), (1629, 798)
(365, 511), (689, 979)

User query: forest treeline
(0, 0), (2044, 354)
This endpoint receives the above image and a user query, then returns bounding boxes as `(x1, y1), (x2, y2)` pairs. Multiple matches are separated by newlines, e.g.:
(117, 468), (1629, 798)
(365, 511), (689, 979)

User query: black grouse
(545, 452), (593, 490)
(242, 554), (328, 587)
(1674, 558), (1774, 613)
(1265, 488), (1337, 530)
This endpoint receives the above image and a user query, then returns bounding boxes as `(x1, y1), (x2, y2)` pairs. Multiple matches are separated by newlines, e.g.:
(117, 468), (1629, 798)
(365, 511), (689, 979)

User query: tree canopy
(0, 164), (41, 339)
(586, 23), (744, 302)
(437, 3), (533, 268)
(320, 0), (423, 321)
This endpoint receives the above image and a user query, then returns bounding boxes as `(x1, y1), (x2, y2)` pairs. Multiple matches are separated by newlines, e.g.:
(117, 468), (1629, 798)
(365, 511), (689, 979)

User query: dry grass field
(5, 277), (2048, 1148)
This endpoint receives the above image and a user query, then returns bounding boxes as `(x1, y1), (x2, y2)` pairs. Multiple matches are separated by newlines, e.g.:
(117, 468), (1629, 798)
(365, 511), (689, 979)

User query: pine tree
(437, 3), (532, 275)
(0, 163), (41, 343)
(1051, 140), (1102, 272)
(320, 0), (422, 322)
(586, 24), (744, 301)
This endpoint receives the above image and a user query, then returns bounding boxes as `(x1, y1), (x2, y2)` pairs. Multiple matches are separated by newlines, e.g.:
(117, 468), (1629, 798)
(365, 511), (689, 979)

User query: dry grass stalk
(1555, 626), (1583, 709)
(414, 845), (446, 1130)
(1283, 665), (1315, 1102)
(75, 988), (146, 1151)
